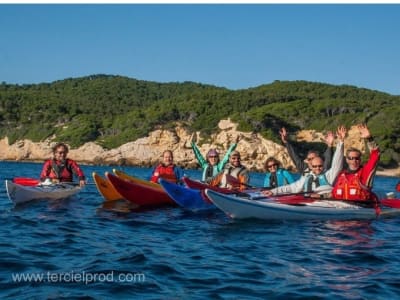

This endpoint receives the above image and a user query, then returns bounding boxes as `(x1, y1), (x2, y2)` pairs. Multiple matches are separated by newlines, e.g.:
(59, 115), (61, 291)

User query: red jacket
(40, 159), (85, 182)
(332, 148), (379, 201)
(150, 164), (181, 184)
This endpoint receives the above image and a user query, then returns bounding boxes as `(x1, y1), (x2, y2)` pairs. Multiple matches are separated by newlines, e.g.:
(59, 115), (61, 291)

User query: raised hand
(235, 134), (242, 143)
(324, 131), (334, 147)
(262, 190), (273, 196)
(336, 125), (347, 141)
(279, 127), (288, 144)
(357, 124), (371, 139)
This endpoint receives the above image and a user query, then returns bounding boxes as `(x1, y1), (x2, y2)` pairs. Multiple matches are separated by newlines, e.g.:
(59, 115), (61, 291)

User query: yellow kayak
(112, 169), (162, 190)
(92, 172), (124, 201)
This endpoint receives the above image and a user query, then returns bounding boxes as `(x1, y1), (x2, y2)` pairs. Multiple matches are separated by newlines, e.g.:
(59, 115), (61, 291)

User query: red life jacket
(40, 159), (83, 182)
(332, 170), (372, 201)
(150, 164), (178, 183)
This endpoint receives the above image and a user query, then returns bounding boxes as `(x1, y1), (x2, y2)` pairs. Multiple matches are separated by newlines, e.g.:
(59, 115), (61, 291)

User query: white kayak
(205, 189), (400, 221)
(5, 180), (82, 205)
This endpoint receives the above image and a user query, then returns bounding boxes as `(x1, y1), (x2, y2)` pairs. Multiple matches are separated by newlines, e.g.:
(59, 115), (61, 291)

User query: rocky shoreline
(1, 119), (399, 178)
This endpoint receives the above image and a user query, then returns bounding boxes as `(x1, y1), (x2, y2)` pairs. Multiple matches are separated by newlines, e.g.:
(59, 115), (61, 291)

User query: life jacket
(151, 164), (179, 183)
(219, 166), (247, 190)
(202, 164), (217, 183)
(332, 170), (372, 201)
(43, 159), (74, 182)
(303, 174), (329, 192)
(264, 169), (291, 188)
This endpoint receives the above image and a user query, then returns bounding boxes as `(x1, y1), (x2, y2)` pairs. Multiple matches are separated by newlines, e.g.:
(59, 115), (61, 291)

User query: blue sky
(1, 4), (399, 95)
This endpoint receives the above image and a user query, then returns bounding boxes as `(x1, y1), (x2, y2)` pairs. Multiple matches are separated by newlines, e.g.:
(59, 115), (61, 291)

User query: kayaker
(332, 124), (379, 201)
(263, 125), (346, 198)
(191, 134), (241, 183)
(279, 127), (334, 175)
(263, 157), (295, 189)
(40, 142), (86, 187)
(150, 150), (184, 184)
(210, 150), (249, 191)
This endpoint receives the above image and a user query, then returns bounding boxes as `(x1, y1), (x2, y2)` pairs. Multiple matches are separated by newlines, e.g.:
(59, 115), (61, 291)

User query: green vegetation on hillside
(1, 75), (399, 167)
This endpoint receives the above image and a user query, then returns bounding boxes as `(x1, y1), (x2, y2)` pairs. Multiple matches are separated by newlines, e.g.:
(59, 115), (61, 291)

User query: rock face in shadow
(0, 119), (395, 175)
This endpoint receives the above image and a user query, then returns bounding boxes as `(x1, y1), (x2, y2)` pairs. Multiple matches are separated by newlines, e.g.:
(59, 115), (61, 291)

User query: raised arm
(218, 135), (241, 171)
(325, 126), (346, 184)
(280, 127), (306, 173)
(358, 124), (380, 187)
(191, 141), (207, 168)
(323, 131), (334, 170)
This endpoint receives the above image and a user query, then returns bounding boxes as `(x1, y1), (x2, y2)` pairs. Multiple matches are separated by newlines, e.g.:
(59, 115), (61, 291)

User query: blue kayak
(159, 179), (215, 211)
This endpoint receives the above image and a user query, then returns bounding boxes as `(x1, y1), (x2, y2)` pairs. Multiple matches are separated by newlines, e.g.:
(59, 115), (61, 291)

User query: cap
(230, 150), (241, 158)
(207, 149), (219, 157)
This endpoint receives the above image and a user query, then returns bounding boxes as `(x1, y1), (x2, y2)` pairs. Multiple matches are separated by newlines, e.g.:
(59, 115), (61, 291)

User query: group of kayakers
(39, 123), (391, 203)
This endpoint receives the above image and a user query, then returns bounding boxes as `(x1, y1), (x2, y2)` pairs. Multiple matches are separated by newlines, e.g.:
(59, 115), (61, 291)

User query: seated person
(150, 150), (184, 184)
(263, 126), (346, 198)
(263, 157), (295, 189)
(210, 151), (249, 191)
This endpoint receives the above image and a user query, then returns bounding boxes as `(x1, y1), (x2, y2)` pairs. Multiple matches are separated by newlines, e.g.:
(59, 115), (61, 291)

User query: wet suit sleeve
(360, 148), (380, 188)
(191, 142), (207, 168)
(285, 141), (306, 174)
(282, 170), (295, 184)
(68, 159), (86, 181)
(323, 146), (333, 170)
(218, 143), (237, 172)
(39, 160), (52, 181)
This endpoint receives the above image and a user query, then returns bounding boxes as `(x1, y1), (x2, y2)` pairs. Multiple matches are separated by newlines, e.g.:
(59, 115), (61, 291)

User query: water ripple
(1, 163), (400, 298)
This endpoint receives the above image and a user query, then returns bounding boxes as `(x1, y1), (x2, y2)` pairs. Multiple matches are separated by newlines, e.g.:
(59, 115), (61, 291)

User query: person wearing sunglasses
(279, 127), (334, 176)
(263, 125), (346, 198)
(191, 134), (241, 183)
(40, 142), (86, 187)
(210, 151), (249, 191)
(263, 157), (295, 189)
(332, 124), (379, 201)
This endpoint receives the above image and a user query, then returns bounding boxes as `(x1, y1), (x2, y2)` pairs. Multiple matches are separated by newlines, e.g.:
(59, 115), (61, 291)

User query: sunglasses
(267, 164), (277, 168)
(312, 165), (323, 168)
(56, 151), (66, 154)
(347, 156), (361, 161)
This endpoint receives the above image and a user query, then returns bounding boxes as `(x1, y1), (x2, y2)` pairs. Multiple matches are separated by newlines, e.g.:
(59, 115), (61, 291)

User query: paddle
(225, 174), (271, 191)
(11, 177), (94, 187)
(13, 177), (40, 186)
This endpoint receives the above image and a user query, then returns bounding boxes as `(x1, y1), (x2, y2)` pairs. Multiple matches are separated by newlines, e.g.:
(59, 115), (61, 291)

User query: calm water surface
(1, 161), (400, 299)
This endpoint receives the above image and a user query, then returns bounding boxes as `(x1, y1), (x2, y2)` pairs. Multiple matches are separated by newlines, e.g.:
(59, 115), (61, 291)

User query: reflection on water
(100, 199), (138, 213)
(1, 161), (400, 299)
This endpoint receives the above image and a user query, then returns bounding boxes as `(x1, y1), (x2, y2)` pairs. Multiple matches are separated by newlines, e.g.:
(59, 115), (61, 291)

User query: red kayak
(106, 172), (176, 207)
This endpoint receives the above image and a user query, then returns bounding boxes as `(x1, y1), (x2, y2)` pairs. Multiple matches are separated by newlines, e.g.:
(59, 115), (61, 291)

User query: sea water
(0, 161), (400, 299)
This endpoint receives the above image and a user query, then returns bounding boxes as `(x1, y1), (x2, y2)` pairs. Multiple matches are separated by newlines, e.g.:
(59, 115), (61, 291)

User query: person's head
(162, 150), (174, 166)
(264, 157), (280, 174)
(346, 147), (362, 171)
(52, 142), (69, 161)
(310, 157), (324, 175)
(305, 150), (320, 169)
(207, 149), (220, 166)
(230, 151), (241, 167)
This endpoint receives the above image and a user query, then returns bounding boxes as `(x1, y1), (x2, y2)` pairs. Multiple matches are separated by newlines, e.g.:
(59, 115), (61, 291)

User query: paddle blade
(396, 182), (400, 192)
(13, 177), (40, 186)
(380, 198), (400, 209)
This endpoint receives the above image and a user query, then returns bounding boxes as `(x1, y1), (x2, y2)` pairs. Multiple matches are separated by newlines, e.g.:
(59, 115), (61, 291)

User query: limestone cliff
(0, 119), (398, 176)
